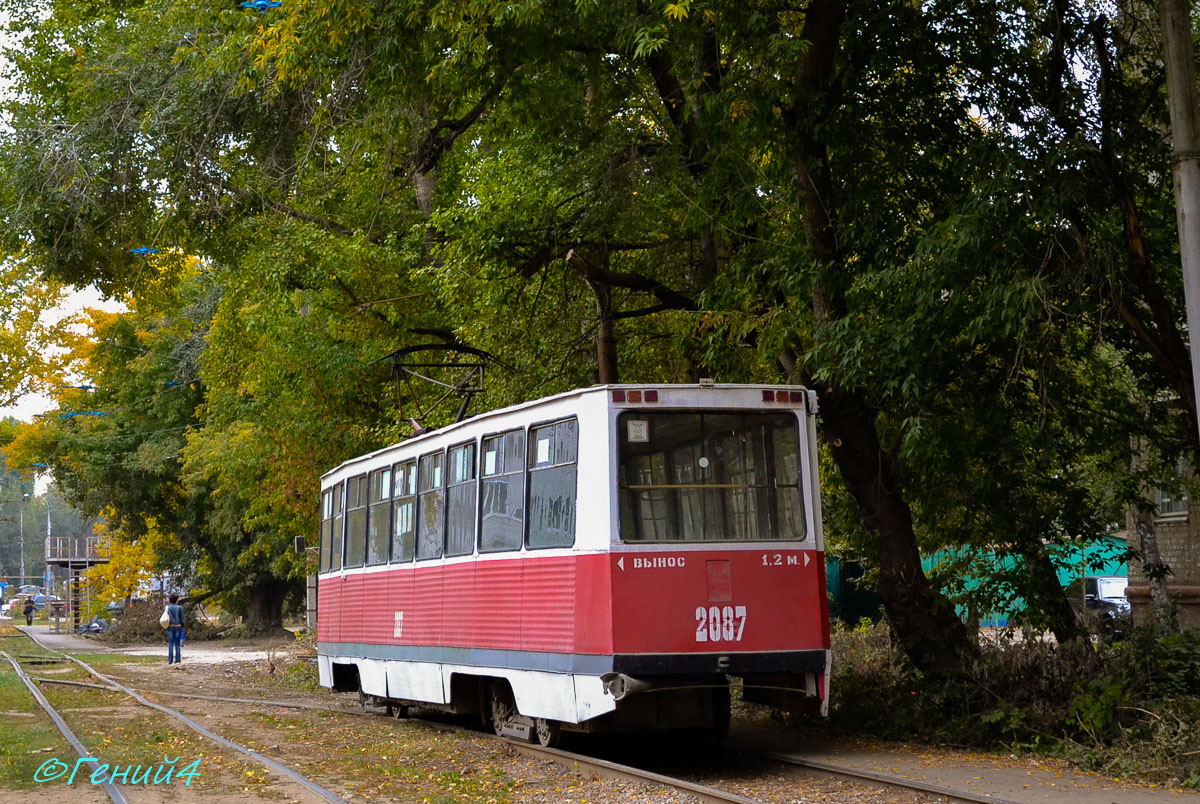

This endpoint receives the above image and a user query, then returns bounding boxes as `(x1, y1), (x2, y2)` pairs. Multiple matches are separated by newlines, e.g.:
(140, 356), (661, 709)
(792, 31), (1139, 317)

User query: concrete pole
(1162, 0), (1200, 440)
(18, 508), (24, 586)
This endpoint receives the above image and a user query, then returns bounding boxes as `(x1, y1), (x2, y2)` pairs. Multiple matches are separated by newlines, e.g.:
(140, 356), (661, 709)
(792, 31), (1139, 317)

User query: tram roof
(320, 382), (812, 482)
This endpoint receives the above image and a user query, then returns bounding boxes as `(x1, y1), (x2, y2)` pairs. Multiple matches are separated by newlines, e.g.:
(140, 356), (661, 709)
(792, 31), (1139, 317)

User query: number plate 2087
(695, 605), (746, 643)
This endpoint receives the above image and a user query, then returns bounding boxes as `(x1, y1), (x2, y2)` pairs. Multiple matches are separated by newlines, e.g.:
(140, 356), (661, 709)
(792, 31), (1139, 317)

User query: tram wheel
(489, 683), (514, 737)
(534, 718), (561, 748)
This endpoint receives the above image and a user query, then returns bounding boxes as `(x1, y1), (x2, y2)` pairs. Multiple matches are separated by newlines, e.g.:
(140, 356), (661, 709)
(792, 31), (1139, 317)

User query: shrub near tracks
(827, 620), (1200, 788)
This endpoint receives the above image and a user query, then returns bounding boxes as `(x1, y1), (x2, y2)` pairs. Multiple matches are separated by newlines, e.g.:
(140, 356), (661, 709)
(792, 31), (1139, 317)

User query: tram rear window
(618, 412), (806, 543)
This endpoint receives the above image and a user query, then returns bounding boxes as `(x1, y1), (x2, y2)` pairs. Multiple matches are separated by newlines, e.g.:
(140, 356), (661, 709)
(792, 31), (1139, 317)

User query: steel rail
(742, 748), (1028, 804)
(19, 630), (353, 804)
(29, 677), (357, 713)
(503, 740), (767, 804)
(0, 649), (131, 804)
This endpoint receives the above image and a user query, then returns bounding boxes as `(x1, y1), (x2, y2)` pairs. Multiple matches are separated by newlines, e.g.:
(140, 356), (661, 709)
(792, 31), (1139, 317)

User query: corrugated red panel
(387, 567), (416, 645)
(521, 557), (576, 653)
(360, 572), (394, 643)
(408, 564), (444, 645)
(574, 553), (614, 654)
(441, 562), (478, 645)
(473, 558), (524, 649)
(317, 576), (341, 643)
(341, 573), (365, 643)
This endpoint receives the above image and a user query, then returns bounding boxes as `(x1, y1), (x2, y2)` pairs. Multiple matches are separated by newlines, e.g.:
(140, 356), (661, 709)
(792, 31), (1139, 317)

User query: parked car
(29, 594), (68, 613)
(1066, 576), (1130, 639)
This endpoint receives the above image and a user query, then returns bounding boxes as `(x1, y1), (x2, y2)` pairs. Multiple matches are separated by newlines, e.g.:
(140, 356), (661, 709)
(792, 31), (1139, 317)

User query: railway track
(11, 627), (1024, 804)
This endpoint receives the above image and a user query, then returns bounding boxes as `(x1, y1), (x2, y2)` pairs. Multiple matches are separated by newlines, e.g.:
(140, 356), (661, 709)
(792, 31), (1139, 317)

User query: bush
(826, 619), (1200, 787)
(99, 599), (221, 643)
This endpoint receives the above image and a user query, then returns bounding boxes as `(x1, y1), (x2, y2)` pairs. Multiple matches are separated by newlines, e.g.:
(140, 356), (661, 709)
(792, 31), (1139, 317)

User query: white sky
(0, 286), (127, 423)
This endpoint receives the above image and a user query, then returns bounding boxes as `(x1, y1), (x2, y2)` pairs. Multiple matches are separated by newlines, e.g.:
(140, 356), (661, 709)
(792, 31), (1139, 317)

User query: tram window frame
(328, 482), (343, 572)
(526, 417), (578, 549)
(319, 488), (334, 572)
(445, 441), (478, 557)
(344, 474), (368, 567)
(391, 460), (417, 563)
(366, 467), (392, 566)
(479, 429), (526, 553)
(617, 411), (806, 543)
(416, 450), (445, 560)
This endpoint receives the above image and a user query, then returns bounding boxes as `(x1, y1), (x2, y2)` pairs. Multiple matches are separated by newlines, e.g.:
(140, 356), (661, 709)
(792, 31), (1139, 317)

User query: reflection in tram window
(345, 474), (368, 566)
(480, 430), (525, 553)
(528, 419), (577, 549)
(367, 467), (392, 565)
(417, 452), (445, 560)
(391, 460), (417, 562)
(446, 442), (477, 557)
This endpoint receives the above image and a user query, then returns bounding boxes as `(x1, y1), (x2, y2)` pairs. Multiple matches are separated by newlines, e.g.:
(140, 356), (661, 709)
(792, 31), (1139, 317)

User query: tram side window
(319, 488), (334, 572)
(527, 419), (577, 549)
(446, 442), (478, 557)
(329, 483), (343, 571)
(344, 474), (368, 567)
(618, 412), (805, 542)
(367, 467), (392, 565)
(416, 452), (445, 560)
(391, 460), (417, 562)
(480, 430), (525, 553)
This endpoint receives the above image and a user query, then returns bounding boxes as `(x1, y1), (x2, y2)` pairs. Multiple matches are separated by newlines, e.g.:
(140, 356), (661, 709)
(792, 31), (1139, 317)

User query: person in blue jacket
(166, 594), (185, 664)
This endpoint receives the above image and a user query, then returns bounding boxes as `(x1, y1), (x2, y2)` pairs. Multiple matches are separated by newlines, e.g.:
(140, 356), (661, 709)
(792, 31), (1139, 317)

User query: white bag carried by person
(159, 606), (171, 629)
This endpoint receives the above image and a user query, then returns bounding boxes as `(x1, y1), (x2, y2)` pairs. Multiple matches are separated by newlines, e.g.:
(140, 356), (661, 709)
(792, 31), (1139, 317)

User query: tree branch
(565, 249), (696, 311)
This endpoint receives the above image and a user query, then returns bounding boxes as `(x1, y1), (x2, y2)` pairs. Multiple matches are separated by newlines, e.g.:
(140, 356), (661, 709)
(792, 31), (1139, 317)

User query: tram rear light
(644, 390), (658, 402)
(628, 390), (643, 403)
(612, 390), (626, 403)
(762, 390), (775, 402)
(790, 391), (806, 404)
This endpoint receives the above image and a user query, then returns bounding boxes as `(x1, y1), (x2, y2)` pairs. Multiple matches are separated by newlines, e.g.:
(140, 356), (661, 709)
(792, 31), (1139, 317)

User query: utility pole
(1155, 0), (1200, 632)
(1162, 0), (1200, 440)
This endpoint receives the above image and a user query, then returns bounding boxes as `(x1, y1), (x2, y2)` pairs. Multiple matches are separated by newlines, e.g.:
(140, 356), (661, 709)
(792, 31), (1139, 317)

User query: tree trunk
(817, 386), (979, 675)
(1017, 541), (1082, 643)
(243, 578), (289, 633)
(1132, 504), (1178, 634)
(588, 278), (619, 384)
(785, 0), (975, 676)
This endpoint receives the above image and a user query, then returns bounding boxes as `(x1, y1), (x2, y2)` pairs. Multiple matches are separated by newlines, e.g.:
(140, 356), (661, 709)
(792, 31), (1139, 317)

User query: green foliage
(1, 0), (1196, 653)
(829, 621), (1200, 786)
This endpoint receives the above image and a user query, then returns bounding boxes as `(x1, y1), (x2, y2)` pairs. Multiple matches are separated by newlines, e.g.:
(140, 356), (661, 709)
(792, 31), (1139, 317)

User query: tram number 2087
(695, 605), (747, 643)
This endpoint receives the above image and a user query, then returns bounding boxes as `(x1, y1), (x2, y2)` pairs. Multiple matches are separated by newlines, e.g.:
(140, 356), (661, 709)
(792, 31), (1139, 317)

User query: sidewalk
(728, 722), (1200, 804)
(14, 624), (278, 664)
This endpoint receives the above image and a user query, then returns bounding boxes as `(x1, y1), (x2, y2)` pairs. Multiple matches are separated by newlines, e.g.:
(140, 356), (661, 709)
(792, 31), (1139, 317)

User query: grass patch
(215, 708), (522, 802)
(39, 684), (283, 796)
(0, 664), (74, 789)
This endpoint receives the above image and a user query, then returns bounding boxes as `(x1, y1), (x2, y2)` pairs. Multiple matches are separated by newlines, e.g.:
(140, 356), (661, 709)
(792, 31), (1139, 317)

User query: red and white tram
(316, 384), (830, 745)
